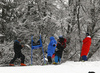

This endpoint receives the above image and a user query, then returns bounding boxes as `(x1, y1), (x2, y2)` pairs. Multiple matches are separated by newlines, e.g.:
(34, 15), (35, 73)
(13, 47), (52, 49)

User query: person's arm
(62, 43), (66, 48)
(52, 40), (57, 53)
(18, 43), (23, 49)
(51, 40), (56, 47)
(83, 38), (88, 44)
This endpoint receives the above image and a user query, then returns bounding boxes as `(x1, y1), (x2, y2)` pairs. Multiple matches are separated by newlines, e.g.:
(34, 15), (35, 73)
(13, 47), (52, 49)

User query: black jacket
(55, 38), (65, 58)
(14, 40), (22, 54)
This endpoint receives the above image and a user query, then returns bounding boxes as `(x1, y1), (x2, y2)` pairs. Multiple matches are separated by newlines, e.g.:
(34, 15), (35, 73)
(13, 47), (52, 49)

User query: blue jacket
(47, 36), (57, 57)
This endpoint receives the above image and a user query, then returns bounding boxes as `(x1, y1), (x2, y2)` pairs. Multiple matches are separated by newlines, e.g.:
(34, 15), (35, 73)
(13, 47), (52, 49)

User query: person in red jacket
(81, 33), (91, 61)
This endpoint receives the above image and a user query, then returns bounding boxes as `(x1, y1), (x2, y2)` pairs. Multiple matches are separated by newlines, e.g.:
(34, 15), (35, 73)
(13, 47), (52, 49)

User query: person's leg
(20, 53), (26, 66)
(82, 55), (87, 61)
(20, 53), (25, 63)
(58, 56), (61, 63)
(55, 55), (59, 63)
(10, 55), (17, 64)
(47, 56), (52, 64)
(9, 54), (17, 66)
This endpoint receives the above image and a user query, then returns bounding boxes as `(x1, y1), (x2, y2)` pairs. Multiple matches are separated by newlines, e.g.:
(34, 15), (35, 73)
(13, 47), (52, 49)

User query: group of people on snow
(9, 32), (91, 66)
(47, 36), (67, 64)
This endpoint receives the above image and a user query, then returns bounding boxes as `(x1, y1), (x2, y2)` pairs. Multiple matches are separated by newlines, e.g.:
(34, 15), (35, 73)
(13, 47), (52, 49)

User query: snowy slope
(0, 61), (100, 73)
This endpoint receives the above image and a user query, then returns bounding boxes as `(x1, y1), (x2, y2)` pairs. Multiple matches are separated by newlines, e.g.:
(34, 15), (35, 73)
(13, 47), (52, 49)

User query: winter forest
(0, 0), (100, 66)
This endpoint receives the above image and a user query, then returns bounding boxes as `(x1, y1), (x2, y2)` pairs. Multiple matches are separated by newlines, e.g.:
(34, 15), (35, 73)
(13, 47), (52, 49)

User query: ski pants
(82, 55), (87, 61)
(47, 56), (52, 64)
(55, 55), (61, 63)
(10, 53), (25, 64)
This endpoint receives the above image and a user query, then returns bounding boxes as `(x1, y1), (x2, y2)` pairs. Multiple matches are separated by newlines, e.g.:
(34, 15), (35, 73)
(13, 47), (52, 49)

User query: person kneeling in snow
(80, 33), (91, 61)
(53, 36), (67, 64)
(9, 39), (26, 66)
(47, 36), (57, 64)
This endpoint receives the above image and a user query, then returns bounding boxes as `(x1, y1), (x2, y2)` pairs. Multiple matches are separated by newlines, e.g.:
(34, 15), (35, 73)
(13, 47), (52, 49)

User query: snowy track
(0, 61), (100, 73)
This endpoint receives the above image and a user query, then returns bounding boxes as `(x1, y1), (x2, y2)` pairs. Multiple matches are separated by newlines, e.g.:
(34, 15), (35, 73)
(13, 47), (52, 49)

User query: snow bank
(0, 61), (100, 73)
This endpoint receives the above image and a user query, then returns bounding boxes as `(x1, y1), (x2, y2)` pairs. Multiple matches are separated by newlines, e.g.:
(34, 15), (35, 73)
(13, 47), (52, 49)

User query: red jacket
(81, 36), (91, 57)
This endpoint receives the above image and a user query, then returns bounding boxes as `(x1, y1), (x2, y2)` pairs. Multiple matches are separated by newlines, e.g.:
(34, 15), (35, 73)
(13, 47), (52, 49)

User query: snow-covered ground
(0, 61), (100, 73)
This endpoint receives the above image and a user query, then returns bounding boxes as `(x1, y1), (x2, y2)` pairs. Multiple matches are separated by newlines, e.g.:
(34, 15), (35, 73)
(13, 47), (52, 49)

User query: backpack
(63, 38), (67, 48)
(57, 38), (67, 49)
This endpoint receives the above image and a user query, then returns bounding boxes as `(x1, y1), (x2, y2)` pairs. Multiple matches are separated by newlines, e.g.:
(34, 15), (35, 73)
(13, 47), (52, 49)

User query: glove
(53, 44), (55, 47)
(55, 48), (59, 51)
(21, 45), (24, 47)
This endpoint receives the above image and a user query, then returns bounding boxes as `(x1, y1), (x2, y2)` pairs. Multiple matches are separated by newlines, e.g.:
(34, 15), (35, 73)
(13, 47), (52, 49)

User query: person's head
(59, 35), (64, 42)
(86, 33), (90, 36)
(17, 38), (21, 42)
(50, 36), (55, 41)
(59, 35), (63, 39)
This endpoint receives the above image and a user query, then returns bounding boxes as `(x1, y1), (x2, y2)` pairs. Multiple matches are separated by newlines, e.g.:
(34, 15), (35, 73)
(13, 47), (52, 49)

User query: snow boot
(9, 64), (14, 66)
(53, 62), (58, 65)
(21, 63), (26, 66)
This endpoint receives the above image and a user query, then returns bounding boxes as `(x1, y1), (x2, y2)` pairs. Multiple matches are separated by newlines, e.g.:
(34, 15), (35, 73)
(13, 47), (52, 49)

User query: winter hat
(86, 33), (90, 36)
(17, 38), (21, 41)
(59, 35), (63, 38)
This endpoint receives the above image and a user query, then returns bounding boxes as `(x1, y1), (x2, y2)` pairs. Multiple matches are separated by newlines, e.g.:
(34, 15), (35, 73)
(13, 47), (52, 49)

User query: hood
(50, 36), (55, 41)
(87, 36), (91, 38)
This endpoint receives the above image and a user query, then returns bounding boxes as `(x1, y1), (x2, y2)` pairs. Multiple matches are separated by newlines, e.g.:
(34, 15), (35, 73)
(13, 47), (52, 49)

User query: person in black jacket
(53, 36), (67, 64)
(9, 39), (26, 66)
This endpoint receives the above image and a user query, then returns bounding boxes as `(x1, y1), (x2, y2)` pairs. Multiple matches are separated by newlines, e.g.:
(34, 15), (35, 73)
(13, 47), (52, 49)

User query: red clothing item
(63, 38), (67, 48)
(81, 36), (91, 57)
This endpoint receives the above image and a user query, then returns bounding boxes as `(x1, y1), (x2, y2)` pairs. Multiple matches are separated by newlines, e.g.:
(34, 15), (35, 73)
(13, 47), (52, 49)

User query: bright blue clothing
(82, 55), (87, 61)
(47, 36), (57, 57)
(55, 55), (61, 63)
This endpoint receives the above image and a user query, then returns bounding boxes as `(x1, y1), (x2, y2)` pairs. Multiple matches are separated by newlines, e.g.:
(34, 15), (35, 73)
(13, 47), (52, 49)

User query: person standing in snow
(80, 33), (91, 61)
(9, 39), (26, 66)
(53, 36), (67, 64)
(47, 36), (57, 64)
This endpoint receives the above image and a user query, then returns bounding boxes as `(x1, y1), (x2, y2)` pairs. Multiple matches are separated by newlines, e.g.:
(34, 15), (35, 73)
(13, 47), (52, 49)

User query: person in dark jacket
(47, 36), (57, 64)
(80, 33), (91, 61)
(53, 36), (67, 64)
(9, 39), (26, 66)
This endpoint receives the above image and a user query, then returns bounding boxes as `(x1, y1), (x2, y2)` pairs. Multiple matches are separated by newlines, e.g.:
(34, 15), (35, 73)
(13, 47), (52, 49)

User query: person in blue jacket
(47, 36), (57, 64)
